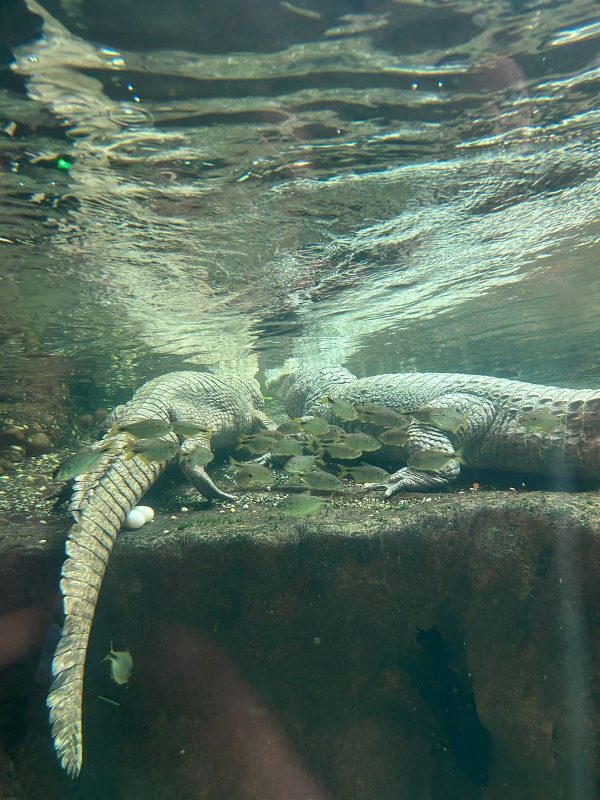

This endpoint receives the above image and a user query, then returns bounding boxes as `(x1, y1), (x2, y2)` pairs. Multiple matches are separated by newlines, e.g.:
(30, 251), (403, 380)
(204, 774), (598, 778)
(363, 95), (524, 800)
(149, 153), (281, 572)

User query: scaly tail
(47, 433), (172, 777)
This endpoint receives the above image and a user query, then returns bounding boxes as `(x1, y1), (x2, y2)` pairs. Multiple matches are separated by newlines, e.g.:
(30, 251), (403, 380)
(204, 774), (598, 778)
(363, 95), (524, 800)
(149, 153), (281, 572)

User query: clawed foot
(362, 482), (388, 493)
(363, 481), (403, 498)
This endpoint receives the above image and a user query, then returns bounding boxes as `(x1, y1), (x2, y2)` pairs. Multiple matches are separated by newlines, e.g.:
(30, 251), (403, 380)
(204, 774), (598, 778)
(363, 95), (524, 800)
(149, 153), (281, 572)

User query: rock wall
(1, 491), (599, 799)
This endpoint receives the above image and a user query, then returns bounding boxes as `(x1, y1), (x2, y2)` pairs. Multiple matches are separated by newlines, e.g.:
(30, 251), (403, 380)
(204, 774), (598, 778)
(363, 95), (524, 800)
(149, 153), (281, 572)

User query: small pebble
(170, 515), (177, 520)
(39, 519), (47, 525)
(162, 529), (170, 533)
(38, 539), (47, 545)
(180, 506), (189, 512)
(26, 432), (52, 455)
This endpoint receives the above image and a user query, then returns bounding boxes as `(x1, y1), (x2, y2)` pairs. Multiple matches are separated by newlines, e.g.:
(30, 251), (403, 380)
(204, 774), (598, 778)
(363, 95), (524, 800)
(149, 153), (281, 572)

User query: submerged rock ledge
(1, 490), (600, 800)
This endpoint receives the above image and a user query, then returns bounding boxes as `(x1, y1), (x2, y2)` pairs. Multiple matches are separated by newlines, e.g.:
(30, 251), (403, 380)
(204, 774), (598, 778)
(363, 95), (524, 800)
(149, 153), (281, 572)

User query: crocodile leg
(370, 425), (461, 496)
(364, 392), (494, 495)
(178, 433), (237, 501)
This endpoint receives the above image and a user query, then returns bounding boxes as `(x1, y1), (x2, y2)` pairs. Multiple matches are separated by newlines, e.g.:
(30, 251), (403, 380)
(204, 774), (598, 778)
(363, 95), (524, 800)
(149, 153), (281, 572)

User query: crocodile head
(267, 365), (356, 417)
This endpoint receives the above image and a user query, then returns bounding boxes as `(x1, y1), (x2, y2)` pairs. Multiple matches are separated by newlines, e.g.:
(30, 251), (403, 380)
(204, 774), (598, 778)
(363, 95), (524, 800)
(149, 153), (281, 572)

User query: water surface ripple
(1, 0), (600, 397)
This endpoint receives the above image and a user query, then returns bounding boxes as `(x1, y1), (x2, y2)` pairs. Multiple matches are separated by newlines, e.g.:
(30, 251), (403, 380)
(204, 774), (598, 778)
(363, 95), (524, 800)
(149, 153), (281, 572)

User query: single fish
(518, 408), (565, 434)
(284, 455), (320, 474)
(325, 444), (363, 460)
(302, 469), (342, 491)
(255, 428), (285, 440)
(407, 405), (467, 433)
(316, 424), (345, 443)
(171, 420), (212, 438)
(270, 438), (306, 457)
(236, 434), (275, 455)
(320, 395), (359, 421)
(54, 446), (108, 481)
(102, 643), (133, 685)
(125, 437), (179, 464)
(114, 418), (172, 438)
(379, 428), (410, 447)
(227, 458), (273, 487)
(340, 432), (381, 452)
(300, 416), (331, 436)
(355, 403), (406, 427)
(277, 419), (303, 435)
(339, 463), (391, 484)
(280, 492), (328, 516)
(407, 447), (464, 473)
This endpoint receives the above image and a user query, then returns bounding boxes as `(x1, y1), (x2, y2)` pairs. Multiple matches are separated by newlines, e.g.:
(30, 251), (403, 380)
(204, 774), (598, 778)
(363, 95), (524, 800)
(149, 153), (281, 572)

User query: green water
(1, 0), (600, 797)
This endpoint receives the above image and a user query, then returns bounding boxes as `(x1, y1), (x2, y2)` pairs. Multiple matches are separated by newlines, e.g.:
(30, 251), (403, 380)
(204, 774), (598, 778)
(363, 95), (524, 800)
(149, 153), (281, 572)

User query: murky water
(2, 1), (600, 798)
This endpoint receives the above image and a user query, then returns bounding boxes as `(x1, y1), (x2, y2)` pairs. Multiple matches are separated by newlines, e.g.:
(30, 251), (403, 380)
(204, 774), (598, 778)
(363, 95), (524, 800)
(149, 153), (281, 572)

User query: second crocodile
(269, 365), (600, 494)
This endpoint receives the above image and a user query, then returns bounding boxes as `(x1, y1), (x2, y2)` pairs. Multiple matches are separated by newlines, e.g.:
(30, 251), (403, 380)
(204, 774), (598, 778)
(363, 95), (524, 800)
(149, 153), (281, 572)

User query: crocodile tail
(47, 442), (166, 777)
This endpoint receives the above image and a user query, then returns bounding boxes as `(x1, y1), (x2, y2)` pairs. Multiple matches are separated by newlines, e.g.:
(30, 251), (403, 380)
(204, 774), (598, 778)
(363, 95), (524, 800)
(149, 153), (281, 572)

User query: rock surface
(0, 489), (599, 799)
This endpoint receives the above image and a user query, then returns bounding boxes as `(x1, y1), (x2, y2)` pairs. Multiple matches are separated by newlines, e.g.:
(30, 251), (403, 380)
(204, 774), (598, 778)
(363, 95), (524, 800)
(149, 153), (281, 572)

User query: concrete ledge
(1, 490), (600, 799)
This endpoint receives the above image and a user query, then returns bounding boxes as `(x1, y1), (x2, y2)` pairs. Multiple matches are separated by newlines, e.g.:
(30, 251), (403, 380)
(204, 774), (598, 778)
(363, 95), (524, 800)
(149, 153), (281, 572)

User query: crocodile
(47, 371), (275, 778)
(269, 365), (600, 494)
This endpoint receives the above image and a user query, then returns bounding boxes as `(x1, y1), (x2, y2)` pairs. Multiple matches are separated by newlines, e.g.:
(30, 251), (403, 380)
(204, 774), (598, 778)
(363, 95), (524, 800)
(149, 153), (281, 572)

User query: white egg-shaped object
(135, 505), (155, 522)
(124, 509), (146, 529)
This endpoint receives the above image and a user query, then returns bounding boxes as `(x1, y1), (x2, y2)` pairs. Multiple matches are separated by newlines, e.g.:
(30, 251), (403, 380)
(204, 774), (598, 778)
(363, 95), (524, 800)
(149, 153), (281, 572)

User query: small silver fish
(125, 438), (179, 464)
(226, 458), (273, 487)
(355, 404), (405, 427)
(518, 408), (565, 434)
(236, 434), (275, 455)
(114, 418), (172, 438)
(102, 643), (133, 685)
(339, 463), (391, 484)
(54, 446), (108, 481)
(284, 455), (320, 475)
(316, 424), (345, 443)
(379, 428), (409, 447)
(300, 416), (331, 436)
(407, 405), (466, 433)
(270, 438), (306, 457)
(280, 492), (328, 516)
(254, 428), (285, 440)
(340, 432), (381, 452)
(325, 444), (363, 460)
(320, 395), (358, 421)
(171, 420), (212, 438)
(407, 447), (464, 472)
(302, 469), (341, 491)
(277, 419), (303, 435)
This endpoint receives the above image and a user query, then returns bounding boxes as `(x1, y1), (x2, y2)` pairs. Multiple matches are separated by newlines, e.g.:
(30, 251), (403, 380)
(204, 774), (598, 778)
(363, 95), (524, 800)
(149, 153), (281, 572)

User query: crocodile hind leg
(368, 425), (461, 496)
(178, 434), (237, 501)
(367, 392), (494, 496)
